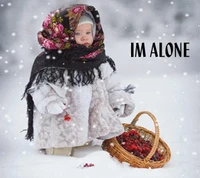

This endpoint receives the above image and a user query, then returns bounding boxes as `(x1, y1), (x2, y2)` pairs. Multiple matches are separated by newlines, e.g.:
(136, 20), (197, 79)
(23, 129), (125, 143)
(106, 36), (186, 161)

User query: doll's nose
(81, 35), (87, 41)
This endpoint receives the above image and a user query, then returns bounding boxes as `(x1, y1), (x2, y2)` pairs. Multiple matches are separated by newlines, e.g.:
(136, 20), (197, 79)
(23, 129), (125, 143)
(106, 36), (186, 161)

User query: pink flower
(37, 32), (45, 45)
(72, 6), (84, 14)
(57, 24), (64, 32)
(42, 39), (57, 49)
(52, 23), (64, 37)
(43, 14), (52, 28)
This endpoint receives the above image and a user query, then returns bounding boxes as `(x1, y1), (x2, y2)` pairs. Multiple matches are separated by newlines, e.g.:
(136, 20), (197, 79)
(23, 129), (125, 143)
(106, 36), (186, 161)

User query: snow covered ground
(0, 1), (199, 177)
(0, 71), (199, 178)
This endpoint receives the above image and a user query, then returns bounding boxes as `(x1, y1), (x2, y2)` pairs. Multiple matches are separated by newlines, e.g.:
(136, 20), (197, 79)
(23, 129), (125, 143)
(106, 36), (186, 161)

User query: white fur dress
(29, 62), (135, 149)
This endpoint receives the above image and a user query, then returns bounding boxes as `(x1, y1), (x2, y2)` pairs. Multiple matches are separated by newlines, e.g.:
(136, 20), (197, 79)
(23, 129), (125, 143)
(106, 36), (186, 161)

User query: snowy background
(0, 0), (200, 178)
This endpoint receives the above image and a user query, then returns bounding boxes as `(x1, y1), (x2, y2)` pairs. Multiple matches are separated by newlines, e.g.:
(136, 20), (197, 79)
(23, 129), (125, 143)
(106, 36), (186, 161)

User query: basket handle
(131, 111), (160, 162)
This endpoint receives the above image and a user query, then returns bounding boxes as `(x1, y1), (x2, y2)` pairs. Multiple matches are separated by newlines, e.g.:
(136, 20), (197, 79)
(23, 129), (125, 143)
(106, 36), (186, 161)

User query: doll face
(75, 24), (94, 47)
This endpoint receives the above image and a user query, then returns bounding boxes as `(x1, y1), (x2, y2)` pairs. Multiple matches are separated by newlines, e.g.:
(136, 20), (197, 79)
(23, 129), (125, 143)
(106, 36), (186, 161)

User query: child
(23, 4), (135, 156)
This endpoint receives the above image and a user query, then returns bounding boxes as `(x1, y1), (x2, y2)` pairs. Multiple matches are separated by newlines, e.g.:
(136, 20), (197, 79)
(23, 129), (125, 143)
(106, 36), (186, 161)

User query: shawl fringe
(23, 57), (116, 141)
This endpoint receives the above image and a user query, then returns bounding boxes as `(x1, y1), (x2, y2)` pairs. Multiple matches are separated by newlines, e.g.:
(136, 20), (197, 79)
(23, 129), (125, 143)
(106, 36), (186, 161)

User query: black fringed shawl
(23, 4), (116, 141)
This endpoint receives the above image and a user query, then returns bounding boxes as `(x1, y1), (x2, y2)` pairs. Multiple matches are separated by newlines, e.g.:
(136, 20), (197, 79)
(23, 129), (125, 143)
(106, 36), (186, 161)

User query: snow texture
(0, 0), (200, 177)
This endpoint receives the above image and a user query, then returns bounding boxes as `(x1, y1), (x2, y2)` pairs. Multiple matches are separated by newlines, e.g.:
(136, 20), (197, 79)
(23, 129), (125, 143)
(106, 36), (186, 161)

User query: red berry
(64, 114), (71, 121)
(116, 130), (163, 161)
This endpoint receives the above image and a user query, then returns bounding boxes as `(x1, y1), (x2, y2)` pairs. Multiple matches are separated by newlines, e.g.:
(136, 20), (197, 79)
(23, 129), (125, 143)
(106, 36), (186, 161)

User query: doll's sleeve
(28, 75), (68, 115)
(102, 63), (135, 117)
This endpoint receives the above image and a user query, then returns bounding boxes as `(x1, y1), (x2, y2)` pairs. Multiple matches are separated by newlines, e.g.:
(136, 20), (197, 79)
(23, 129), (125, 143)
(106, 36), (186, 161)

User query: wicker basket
(102, 111), (171, 168)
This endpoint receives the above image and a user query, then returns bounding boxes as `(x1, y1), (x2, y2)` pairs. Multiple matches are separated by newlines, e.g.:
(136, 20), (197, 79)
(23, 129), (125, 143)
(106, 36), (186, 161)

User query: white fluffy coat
(30, 62), (135, 149)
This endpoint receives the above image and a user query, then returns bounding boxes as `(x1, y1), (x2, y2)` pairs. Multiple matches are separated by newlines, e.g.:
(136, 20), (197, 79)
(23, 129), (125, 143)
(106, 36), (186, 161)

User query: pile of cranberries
(116, 129), (164, 161)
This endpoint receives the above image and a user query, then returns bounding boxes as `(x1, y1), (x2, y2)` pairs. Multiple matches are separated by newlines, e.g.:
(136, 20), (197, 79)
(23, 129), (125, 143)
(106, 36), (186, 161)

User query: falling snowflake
(148, 1), (151, 3)
(180, 117), (185, 121)
(163, 74), (167, 78)
(172, 34), (175, 37)
(139, 8), (143, 12)
(19, 65), (24, 70)
(46, 55), (50, 59)
(4, 69), (9, 73)
(183, 138), (187, 142)
(22, 151), (27, 155)
(33, 15), (38, 19)
(192, 152), (197, 156)
(0, 56), (2, 60)
(146, 70), (151, 75)
(11, 50), (16, 54)
(11, 32), (16, 36)
(5, 61), (8, 64)
(58, 50), (62, 54)
(196, 80), (199, 83)
(185, 13), (189, 17)
(183, 72), (188, 76)
(110, 142), (114, 147)
(92, 125), (97, 128)
(170, 2), (174, 5)
(7, 2), (12, 6)
(1, 4), (4, 7)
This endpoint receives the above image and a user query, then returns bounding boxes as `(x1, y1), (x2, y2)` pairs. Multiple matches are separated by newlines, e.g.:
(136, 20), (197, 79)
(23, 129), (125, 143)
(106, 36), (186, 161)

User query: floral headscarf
(37, 4), (104, 50)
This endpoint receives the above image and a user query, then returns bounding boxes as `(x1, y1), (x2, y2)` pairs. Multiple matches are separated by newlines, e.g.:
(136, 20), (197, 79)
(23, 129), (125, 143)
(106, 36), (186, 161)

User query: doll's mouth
(84, 43), (90, 47)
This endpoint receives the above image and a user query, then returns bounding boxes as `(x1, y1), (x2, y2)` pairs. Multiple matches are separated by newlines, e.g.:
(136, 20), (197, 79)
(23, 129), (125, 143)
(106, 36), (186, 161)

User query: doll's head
(75, 13), (94, 47)
(37, 4), (104, 50)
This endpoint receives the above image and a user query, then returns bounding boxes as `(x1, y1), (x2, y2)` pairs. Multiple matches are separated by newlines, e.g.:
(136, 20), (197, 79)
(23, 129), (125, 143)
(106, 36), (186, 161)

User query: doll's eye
(75, 32), (80, 36)
(86, 31), (91, 35)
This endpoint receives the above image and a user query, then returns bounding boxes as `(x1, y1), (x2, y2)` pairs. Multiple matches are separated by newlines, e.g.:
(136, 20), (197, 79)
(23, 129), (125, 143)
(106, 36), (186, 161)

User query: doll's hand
(46, 101), (66, 115)
(113, 105), (125, 117)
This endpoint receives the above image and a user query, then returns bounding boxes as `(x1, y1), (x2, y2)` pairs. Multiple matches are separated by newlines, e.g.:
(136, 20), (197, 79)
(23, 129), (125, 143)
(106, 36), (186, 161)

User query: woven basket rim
(102, 111), (171, 168)
(109, 125), (170, 163)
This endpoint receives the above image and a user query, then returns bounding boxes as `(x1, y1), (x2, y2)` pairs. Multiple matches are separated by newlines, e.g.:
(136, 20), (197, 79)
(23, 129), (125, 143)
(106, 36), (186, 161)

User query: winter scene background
(0, 0), (200, 177)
